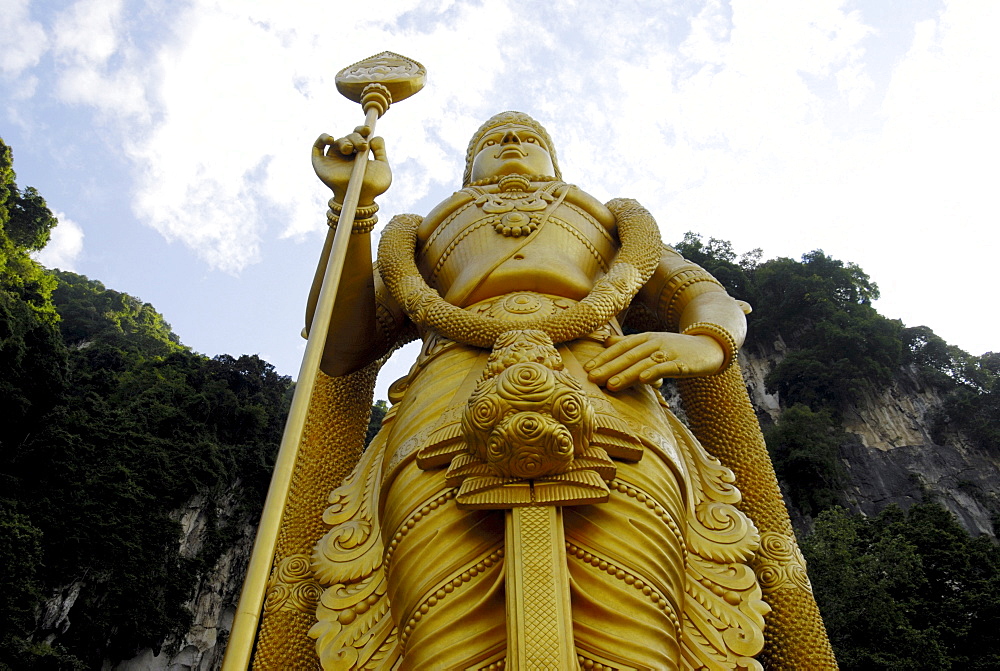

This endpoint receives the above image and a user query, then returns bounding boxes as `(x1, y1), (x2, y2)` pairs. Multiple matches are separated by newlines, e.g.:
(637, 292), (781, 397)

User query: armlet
(639, 246), (724, 331)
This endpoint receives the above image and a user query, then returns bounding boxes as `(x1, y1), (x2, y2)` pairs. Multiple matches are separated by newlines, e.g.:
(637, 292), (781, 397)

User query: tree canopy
(0, 138), (292, 669)
(802, 503), (1000, 670)
(674, 233), (902, 410)
(0, 139), (66, 466)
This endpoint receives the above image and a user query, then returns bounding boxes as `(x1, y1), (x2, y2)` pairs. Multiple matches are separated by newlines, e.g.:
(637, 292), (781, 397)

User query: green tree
(674, 235), (904, 409)
(901, 325), (962, 383)
(0, 505), (43, 656)
(1, 259), (292, 667)
(803, 504), (1000, 669)
(366, 399), (388, 447)
(933, 352), (1000, 454)
(753, 252), (902, 408)
(0, 138), (85, 671)
(51, 271), (183, 357)
(0, 138), (66, 457)
(764, 404), (845, 516)
(0, 140), (57, 253)
(673, 231), (761, 304)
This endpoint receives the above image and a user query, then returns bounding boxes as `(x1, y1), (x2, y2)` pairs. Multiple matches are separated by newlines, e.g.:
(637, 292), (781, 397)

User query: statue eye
(526, 137), (537, 144)
(484, 139), (497, 147)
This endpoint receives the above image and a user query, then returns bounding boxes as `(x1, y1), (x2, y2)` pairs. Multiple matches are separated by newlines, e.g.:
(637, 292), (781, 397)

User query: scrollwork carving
(310, 428), (398, 669)
(263, 554), (322, 615)
(752, 532), (813, 595)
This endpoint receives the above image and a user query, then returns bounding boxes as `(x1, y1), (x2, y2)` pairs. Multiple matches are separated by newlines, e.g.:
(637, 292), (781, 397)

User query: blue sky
(3, 0), (998, 398)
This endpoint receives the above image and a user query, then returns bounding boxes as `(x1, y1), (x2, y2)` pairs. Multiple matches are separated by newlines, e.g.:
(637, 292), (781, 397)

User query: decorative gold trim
(753, 531), (813, 595)
(327, 199), (379, 233)
(506, 507), (576, 669)
(310, 425), (399, 670)
(657, 267), (723, 332)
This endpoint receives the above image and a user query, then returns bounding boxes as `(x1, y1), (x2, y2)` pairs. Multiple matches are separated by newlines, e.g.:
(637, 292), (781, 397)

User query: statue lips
(496, 145), (527, 159)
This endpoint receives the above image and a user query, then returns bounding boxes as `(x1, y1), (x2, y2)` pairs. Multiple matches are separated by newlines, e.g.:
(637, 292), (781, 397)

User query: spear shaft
(221, 53), (424, 671)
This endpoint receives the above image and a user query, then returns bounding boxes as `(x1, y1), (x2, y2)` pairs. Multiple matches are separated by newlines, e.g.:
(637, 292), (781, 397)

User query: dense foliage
(762, 404), (846, 517)
(366, 399), (388, 447)
(802, 503), (1000, 669)
(674, 233), (1000, 512)
(674, 233), (901, 409)
(0, 139), (64, 472)
(902, 326), (1000, 455)
(0, 139), (292, 669)
(0, 139), (69, 668)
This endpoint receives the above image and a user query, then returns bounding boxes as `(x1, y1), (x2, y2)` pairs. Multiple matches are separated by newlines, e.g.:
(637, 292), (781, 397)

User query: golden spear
(222, 51), (425, 671)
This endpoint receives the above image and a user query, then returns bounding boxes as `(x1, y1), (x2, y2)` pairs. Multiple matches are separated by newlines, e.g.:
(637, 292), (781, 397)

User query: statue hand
(584, 332), (725, 391)
(312, 126), (392, 204)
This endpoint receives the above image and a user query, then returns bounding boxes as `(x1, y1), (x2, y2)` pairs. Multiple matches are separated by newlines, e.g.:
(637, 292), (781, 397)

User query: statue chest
(417, 183), (619, 306)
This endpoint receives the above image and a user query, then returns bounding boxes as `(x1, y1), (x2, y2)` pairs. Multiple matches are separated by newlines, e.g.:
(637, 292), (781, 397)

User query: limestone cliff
(99, 487), (256, 671)
(741, 343), (999, 538)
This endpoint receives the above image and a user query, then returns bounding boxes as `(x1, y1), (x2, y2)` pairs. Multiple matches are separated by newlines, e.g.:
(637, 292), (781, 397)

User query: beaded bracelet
(681, 322), (738, 374)
(327, 198), (379, 233)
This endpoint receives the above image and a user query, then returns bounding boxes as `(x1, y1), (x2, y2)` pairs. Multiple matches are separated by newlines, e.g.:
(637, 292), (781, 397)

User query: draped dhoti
(377, 331), (692, 670)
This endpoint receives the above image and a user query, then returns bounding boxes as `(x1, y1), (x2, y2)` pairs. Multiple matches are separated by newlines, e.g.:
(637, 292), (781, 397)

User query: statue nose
(501, 130), (521, 145)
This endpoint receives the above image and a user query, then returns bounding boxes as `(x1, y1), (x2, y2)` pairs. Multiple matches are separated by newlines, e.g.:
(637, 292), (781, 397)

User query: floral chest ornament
(475, 175), (557, 237)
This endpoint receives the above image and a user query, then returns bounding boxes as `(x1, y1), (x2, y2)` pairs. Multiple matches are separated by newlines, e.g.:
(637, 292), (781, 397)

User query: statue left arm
(586, 245), (746, 391)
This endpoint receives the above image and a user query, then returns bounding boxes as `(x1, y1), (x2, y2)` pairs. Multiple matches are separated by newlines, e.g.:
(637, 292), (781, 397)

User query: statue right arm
(306, 130), (403, 376)
(586, 243), (746, 390)
(636, 244), (746, 343)
(305, 224), (405, 376)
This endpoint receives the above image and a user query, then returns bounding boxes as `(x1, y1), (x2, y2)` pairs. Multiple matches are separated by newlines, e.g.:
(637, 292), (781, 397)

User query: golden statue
(234, 55), (836, 670)
(244, 105), (834, 670)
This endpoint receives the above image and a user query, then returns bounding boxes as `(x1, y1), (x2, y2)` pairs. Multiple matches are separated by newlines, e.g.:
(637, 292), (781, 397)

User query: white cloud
(650, 0), (1000, 355)
(50, 0), (153, 119)
(11, 0), (999, 358)
(34, 211), (85, 271)
(52, 0), (122, 64)
(0, 0), (48, 76)
(56, 65), (151, 118)
(122, 0), (521, 271)
(857, 0), (1000, 353)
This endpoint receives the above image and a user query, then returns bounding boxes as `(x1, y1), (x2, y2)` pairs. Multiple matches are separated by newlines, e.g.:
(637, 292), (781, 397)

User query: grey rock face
(839, 438), (999, 537)
(104, 486), (256, 671)
(740, 348), (999, 538)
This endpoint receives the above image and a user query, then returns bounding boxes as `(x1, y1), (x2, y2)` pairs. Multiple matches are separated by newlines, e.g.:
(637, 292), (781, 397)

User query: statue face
(469, 123), (556, 182)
